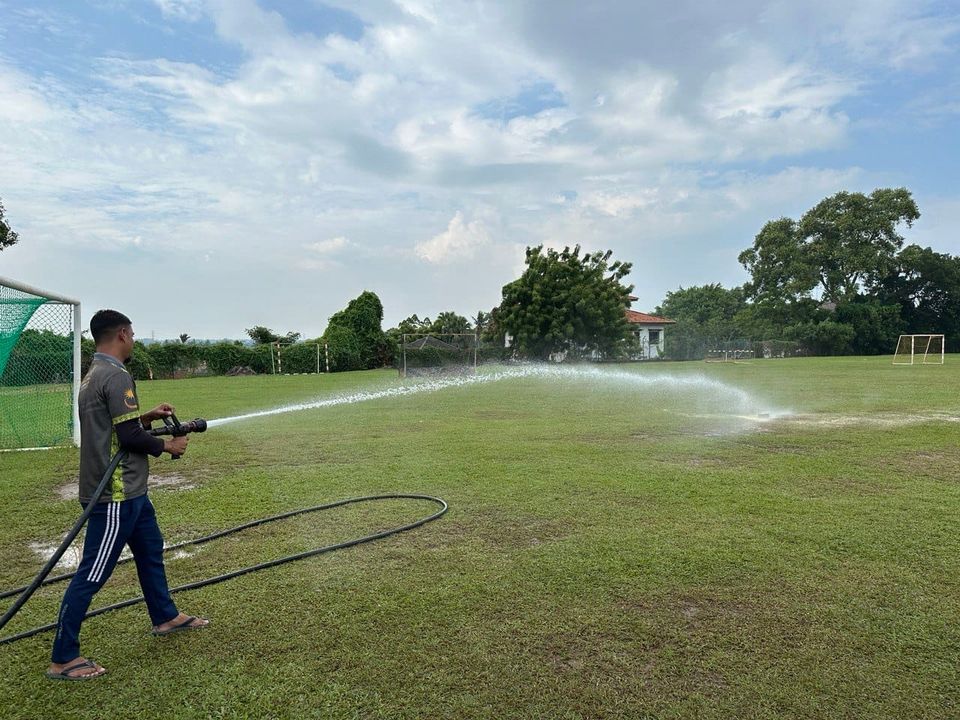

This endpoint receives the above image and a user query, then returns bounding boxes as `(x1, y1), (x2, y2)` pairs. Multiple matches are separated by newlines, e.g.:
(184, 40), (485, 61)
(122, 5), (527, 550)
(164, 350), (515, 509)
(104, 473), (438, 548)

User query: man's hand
(142, 403), (175, 426)
(164, 436), (189, 457)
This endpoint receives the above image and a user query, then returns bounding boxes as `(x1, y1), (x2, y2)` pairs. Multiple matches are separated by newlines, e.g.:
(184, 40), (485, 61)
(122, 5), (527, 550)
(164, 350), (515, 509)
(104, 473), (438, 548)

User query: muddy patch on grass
(776, 411), (960, 430)
(56, 472), (200, 500)
(29, 538), (203, 572)
(28, 540), (84, 572)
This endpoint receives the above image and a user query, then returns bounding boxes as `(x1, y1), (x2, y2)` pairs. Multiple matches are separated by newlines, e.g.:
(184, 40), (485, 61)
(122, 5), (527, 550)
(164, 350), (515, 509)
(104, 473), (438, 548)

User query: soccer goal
(271, 342), (325, 374)
(0, 276), (81, 450)
(893, 334), (945, 365)
(401, 333), (477, 378)
(704, 339), (755, 363)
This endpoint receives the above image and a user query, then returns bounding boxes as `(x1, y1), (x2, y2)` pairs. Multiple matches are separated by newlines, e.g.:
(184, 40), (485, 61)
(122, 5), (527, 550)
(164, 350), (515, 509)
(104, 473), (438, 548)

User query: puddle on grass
(676, 410), (960, 431)
(28, 540), (84, 572)
(30, 536), (202, 572)
(57, 473), (198, 501)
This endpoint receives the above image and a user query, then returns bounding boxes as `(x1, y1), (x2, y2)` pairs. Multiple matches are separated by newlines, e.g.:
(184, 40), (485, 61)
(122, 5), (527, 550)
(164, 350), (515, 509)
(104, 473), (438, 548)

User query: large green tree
(739, 188), (920, 307)
(656, 284), (746, 334)
(0, 199), (18, 251)
(655, 284), (751, 360)
(499, 245), (633, 360)
(322, 290), (387, 369)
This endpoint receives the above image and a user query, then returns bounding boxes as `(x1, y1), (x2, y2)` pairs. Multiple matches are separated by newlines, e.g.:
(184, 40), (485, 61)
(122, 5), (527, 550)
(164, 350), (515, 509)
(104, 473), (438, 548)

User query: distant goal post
(0, 276), (81, 450)
(893, 334), (945, 365)
(270, 342), (326, 374)
(401, 333), (478, 378)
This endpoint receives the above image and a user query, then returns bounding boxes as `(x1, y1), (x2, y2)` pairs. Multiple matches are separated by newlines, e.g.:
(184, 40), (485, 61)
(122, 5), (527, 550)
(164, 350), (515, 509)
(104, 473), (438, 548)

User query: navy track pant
(51, 494), (178, 663)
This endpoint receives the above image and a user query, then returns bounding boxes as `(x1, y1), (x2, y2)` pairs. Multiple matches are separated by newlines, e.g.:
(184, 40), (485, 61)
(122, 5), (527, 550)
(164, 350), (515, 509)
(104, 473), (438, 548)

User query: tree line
(5, 186), (955, 379)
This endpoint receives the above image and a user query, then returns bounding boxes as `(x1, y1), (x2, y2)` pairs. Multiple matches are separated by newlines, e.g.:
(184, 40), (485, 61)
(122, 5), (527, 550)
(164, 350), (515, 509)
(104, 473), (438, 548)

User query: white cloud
(300, 236), (352, 270)
(415, 212), (491, 264)
(305, 236), (350, 254)
(0, 0), (956, 335)
(152, 0), (205, 22)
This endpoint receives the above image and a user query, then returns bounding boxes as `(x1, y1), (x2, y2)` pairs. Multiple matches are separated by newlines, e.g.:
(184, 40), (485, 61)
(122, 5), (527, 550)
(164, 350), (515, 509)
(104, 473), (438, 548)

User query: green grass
(0, 382), (73, 449)
(1, 357), (958, 719)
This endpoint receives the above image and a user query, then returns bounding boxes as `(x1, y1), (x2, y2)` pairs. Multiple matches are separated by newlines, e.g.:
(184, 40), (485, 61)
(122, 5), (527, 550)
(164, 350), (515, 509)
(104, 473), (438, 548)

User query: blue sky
(1, 0), (958, 339)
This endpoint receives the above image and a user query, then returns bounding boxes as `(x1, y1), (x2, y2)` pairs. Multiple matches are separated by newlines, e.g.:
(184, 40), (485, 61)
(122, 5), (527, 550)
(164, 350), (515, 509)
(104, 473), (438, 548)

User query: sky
(1, 0), (958, 340)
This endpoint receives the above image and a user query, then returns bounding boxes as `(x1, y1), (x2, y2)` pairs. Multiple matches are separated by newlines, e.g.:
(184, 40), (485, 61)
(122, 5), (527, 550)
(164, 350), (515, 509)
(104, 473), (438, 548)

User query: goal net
(271, 342), (323, 374)
(893, 334), (945, 365)
(0, 277), (81, 450)
(401, 333), (477, 378)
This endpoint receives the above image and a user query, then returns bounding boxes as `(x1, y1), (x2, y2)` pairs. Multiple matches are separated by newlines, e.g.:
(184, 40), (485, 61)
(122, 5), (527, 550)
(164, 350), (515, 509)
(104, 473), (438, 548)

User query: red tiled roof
(625, 310), (675, 324)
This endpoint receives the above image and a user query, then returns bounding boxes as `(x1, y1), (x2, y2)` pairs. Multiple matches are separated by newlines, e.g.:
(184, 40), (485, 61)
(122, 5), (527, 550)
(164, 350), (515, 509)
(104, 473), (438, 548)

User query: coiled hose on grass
(0, 450), (448, 645)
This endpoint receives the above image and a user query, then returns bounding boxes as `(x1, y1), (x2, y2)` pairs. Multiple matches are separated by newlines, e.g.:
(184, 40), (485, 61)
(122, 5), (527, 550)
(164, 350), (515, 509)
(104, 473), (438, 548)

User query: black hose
(0, 493), (447, 646)
(0, 450), (128, 633)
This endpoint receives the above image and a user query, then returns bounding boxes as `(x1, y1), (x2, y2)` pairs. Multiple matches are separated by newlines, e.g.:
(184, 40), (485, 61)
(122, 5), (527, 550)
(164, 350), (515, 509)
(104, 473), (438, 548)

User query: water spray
(1, 364), (778, 645)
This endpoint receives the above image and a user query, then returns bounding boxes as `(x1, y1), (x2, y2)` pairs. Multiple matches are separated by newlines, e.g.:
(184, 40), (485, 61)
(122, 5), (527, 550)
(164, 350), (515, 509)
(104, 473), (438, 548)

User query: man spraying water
(47, 310), (209, 681)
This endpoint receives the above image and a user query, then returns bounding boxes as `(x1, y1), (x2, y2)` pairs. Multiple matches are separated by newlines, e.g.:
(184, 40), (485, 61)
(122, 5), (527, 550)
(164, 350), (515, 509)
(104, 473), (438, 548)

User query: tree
(499, 245), (633, 360)
(877, 244), (960, 348)
(246, 326), (282, 344)
(656, 284), (746, 335)
(245, 326), (300, 345)
(738, 217), (818, 313)
(178, 333), (191, 344)
(323, 291), (387, 369)
(431, 311), (471, 335)
(655, 284), (751, 360)
(393, 314), (432, 336)
(0, 198), (18, 251)
(739, 188), (920, 307)
(801, 188), (920, 302)
(472, 310), (491, 336)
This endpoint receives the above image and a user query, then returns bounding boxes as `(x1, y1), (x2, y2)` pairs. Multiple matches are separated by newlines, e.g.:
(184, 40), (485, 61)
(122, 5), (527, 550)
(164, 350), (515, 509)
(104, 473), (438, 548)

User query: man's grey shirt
(78, 353), (150, 504)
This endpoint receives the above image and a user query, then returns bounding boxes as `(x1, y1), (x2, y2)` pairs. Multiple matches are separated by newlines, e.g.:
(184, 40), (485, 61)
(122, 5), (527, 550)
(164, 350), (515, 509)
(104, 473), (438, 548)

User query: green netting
(0, 288), (46, 378)
(0, 283), (76, 449)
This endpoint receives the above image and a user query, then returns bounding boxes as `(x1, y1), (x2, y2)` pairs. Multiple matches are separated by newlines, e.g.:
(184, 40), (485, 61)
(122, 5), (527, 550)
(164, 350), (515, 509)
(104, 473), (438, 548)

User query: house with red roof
(625, 296), (675, 359)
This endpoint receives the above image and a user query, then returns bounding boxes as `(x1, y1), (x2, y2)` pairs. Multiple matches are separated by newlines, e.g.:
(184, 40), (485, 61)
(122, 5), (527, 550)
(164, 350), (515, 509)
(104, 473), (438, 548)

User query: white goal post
(270, 342), (325, 374)
(893, 334), (945, 365)
(0, 275), (81, 449)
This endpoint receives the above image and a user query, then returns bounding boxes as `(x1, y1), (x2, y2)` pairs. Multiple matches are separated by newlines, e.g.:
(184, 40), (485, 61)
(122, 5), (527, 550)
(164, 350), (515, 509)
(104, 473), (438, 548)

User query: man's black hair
(90, 309), (132, 344)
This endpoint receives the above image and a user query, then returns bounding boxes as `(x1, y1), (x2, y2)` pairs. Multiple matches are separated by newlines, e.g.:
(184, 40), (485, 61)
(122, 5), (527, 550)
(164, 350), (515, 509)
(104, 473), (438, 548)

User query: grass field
(1, 357), (958, 719)
(0, 382), (74, 449)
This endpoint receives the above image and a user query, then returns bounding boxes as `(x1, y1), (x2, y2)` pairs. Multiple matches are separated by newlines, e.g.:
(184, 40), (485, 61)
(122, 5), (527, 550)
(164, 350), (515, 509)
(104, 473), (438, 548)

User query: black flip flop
(46, 659), (106, 681)
(152, 615), (209, 636)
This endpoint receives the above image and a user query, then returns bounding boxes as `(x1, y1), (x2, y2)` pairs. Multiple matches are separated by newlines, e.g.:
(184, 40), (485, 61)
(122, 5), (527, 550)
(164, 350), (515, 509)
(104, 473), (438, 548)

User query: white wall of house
(632, 325), (667, 359)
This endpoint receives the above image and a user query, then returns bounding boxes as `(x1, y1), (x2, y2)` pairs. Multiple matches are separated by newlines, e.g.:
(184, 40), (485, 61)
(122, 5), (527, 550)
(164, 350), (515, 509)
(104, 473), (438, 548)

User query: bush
(276, 342), (320, 373)
(203, 342), (265, 375)
(145, 342), (205, 378)
(127, 343), (154, 380)
(784, 320), (855, 355)
(322, 326), (363, 371)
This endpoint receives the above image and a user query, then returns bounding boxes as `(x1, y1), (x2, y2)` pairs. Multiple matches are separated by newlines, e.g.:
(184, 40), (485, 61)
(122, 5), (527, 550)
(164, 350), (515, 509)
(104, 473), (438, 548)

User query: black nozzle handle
(148, 415), (207, 459)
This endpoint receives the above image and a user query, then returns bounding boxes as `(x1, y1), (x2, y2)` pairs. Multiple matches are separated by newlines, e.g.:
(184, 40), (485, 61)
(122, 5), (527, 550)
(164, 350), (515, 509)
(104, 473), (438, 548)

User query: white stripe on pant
(87, 502), (119, 583)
